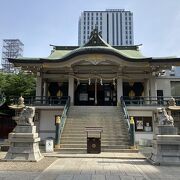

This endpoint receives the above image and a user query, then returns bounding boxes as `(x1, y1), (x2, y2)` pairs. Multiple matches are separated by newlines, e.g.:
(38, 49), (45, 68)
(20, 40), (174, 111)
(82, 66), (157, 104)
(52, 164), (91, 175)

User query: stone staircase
(58, 106), (130, 153)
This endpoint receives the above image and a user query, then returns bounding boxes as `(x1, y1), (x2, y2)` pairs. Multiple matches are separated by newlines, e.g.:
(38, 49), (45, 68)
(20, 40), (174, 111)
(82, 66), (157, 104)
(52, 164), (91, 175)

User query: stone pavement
(34, 158), (180, 180)
(0, 151), (180, 180)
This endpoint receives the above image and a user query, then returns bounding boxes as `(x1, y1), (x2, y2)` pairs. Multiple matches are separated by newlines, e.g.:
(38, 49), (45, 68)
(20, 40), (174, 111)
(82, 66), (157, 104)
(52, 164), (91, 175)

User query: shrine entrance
(74, 82), (117, 106)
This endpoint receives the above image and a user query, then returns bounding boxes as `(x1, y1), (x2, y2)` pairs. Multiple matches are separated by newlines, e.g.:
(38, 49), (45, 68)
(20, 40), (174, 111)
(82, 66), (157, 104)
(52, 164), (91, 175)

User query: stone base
(157, 125), (177, 135)
(4, 125), (43, 162)
(149, 135), (180, 165)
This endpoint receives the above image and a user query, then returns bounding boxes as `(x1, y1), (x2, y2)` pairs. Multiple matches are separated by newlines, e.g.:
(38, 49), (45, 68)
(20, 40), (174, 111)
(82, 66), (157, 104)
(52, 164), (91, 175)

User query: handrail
(9, 96), (68, 106)
(59, 96), (70, 135)
(122, 96), (180, 106)
(120, 97), (130, 133)
(55, 96), (70, 147)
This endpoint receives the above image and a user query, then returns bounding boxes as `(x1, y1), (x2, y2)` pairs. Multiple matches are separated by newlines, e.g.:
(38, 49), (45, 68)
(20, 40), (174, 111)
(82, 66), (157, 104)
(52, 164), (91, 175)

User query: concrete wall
(39, 109), (63, 141)
(156, 78), (171, 97)
(127, 107), (154, 144)
(135, 132), (153, 144)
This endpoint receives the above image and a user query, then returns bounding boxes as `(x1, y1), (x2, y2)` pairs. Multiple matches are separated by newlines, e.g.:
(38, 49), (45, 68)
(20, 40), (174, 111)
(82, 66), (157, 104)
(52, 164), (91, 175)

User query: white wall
(39, 109), (63, 140)
(135, 132), (153, 144)
(127, 108), (154, 143)
(156, 78), (171, 97)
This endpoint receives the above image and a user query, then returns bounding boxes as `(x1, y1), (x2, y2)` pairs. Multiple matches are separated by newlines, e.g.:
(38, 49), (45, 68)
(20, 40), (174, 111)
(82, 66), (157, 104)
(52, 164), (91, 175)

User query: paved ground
(34, 158), (180, 180)
(0, 152), (57, 180)
(0, 149), (180, 180)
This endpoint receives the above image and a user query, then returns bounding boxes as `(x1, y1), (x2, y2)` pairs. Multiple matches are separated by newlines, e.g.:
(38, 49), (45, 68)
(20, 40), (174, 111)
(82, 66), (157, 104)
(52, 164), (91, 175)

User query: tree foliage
(0, 72), (36, 99)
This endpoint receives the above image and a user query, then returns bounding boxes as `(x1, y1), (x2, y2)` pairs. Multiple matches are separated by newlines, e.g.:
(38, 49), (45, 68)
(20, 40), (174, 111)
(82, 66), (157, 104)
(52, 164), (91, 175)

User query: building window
(129, 22), (131, 25)
(96, 12), (98, 16)
(125, 26), (128, 30)
(125, 22), (127, 25)
(129, 17), (131, 21)
(126, 40), (128, 44)
(130, 40), (132, 44)
(91, 17), (93, 20)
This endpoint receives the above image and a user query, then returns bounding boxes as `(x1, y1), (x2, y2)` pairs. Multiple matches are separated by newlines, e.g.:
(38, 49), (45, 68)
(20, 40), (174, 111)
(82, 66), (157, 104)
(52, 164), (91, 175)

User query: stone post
(4, 106), (43, 162)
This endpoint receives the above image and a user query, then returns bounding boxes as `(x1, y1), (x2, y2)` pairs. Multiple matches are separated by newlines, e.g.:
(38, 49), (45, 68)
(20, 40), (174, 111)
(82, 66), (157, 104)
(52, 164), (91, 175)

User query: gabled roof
(9, 28), (180, 64)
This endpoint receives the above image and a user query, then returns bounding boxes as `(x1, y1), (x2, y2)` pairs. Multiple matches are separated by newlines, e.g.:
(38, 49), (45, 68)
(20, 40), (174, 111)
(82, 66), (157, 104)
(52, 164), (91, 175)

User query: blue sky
(0, 0), (180, 62)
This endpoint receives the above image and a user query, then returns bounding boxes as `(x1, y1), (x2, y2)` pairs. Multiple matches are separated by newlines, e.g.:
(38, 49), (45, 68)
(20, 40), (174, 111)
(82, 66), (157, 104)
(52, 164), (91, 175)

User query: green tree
(0, 72), (36, 101)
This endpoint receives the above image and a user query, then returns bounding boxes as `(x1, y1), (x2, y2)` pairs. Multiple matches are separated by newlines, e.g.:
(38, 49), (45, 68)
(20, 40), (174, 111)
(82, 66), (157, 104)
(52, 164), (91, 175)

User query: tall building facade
(78, 9), (134, 46)
(1, 39), (24, 73)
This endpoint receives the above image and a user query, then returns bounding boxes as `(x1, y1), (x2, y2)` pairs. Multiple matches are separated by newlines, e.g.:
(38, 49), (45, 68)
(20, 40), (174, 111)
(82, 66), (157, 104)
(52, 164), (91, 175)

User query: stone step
(60, 144), (129, 149)
(60, 106), (130, 151)
(60, 141), (130, 145)
(55, 148), (138, 153)
(62, 133), (128, 136)
(63, 126), (127, 129)
(63, 128), (128, 132)
(65, 121), (125, 124)
(60, 137), (128, 141)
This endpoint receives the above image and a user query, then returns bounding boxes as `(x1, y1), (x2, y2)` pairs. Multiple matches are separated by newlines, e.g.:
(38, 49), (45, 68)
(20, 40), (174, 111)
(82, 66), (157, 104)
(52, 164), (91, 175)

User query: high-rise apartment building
(78, 9), (134, 46)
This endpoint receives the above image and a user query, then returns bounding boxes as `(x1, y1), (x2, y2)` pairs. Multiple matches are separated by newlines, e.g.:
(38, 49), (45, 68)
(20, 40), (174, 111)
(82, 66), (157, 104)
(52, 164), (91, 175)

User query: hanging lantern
(88, 78), (91, 85)
(100, 78), (103, 85)
(113, 78), (116, 86)
(77, 79), (80, 85)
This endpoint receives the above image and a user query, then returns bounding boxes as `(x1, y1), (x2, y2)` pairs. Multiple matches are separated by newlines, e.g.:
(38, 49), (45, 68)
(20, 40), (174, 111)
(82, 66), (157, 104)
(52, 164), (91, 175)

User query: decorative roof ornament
(84, 26), (110, 47)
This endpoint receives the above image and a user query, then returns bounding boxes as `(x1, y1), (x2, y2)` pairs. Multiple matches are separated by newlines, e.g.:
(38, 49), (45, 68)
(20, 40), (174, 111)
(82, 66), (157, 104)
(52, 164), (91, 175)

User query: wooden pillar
(150, 76), (157, 103)
(68, 76), (74, 105)
(95, 79), (97, 105)
(144, 79), (150, 104)
(36, 76), (43, 97)
(117, 77), (123, 105)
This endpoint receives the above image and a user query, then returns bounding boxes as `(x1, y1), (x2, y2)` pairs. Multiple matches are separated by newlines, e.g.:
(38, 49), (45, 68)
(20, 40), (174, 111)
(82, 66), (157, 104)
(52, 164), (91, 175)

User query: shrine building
(9, 29), (180, 151)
